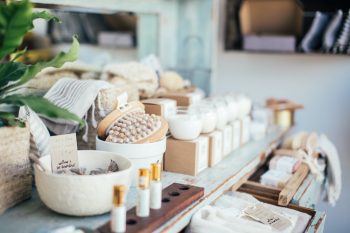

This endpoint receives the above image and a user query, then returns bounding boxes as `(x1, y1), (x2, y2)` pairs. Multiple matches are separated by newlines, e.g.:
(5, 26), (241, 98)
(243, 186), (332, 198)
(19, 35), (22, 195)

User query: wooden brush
(97, 101), (168, 144)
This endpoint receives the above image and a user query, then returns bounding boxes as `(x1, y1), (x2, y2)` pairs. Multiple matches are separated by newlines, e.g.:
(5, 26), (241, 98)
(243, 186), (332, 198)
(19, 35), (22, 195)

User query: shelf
(0, 130), (285, 233)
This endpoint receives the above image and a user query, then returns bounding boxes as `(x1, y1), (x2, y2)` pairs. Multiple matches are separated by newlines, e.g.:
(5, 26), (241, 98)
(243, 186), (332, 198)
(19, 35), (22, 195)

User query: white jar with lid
(168, 107), (202, 140)
(205, 98), (228, 130)
(193, 104), (217, 134)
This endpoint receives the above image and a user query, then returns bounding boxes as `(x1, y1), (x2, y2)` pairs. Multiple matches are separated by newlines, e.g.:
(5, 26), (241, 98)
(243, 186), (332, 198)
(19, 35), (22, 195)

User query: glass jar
(167, 106), (202, 140)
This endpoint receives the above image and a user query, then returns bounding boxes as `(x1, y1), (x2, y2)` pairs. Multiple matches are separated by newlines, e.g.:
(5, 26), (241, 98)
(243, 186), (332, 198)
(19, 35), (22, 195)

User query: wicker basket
(0, 125), (32, 214)
(77, 84), (139, 150)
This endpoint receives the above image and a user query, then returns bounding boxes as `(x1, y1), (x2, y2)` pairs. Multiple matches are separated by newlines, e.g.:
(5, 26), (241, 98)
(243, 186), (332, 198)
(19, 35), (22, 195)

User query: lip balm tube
(150, 163), (162, 209)
(111, 185), (126, 233)
(136, 168), (150, 217)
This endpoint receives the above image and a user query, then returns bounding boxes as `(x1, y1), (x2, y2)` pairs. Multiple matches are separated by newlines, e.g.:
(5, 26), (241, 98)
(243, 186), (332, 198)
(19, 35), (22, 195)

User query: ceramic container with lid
(168, 107), (202, 140)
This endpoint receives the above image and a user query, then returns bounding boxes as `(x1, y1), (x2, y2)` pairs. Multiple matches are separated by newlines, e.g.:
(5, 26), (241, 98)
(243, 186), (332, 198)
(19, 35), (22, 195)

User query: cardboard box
(243, 35), (296, 52)
(164, 136), (209, 176)
(141, 98), (176, 119)
(159, 92), (202, 106)
(240, 0), (303, 36)
(203, 131), (223, 167)
(231, 120), (241, 151)
(241, 116), (251, 145)
(222, 125), (233, 156)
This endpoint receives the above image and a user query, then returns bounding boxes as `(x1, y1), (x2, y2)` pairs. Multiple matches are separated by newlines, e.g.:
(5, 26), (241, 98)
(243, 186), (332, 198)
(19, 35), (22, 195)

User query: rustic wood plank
(97, 183), (204, 233)
(0, 130), (286, 233)
(278, 163), (309, 206)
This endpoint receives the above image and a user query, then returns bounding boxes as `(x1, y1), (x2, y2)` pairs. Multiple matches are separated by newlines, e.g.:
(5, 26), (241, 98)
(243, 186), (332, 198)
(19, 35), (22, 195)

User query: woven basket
(77, 84), (139, 150)
(0, 125), (32, 214)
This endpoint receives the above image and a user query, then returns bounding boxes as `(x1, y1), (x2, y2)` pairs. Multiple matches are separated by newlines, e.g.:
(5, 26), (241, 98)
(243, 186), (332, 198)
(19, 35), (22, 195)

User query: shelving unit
(0, 129), (325, 233)
(32, 0), (221, 94)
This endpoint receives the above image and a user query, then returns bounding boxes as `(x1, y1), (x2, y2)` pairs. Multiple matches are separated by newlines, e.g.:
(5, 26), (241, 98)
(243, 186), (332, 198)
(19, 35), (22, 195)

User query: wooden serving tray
(97, 183), (204, 233)
(239, 156), (309, 206)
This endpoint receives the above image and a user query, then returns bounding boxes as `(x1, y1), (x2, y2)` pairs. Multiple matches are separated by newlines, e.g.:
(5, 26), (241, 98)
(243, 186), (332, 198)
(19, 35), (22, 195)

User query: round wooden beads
(105, 111), (161, 144)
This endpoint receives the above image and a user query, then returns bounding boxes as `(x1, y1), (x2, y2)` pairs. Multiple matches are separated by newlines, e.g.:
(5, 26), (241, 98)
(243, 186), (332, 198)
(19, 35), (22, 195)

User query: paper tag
(243, 204), (292, 231)
(141, 54), (163, 75)
(212, 132), (223, 164)
(232, 121), (241, 150)
(50, 134), (79, 172)
(117, 92), (128, 108)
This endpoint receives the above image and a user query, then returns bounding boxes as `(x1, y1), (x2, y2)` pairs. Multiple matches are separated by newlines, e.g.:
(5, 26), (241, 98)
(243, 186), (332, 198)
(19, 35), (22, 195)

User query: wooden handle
(278, 163), (309, 206)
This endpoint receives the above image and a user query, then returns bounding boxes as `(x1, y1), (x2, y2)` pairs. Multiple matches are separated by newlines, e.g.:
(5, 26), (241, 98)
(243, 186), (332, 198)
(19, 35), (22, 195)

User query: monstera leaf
(0, 95), (84, 127)
(0, 0), (84, 128)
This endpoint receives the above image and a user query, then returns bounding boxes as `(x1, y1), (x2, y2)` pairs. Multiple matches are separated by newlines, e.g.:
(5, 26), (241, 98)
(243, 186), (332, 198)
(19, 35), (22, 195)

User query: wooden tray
(97, 183), (204, 233)
(239, 155), (309, 206)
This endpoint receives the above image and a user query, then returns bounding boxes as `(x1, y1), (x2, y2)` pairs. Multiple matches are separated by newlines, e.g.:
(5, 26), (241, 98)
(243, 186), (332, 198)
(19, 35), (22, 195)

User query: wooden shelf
(0, 128), (324, 233)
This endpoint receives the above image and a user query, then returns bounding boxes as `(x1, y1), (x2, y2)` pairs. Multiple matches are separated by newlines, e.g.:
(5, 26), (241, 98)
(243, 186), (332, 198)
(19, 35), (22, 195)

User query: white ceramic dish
(168, 114), (202, 140)
(35, 150), (132, 216)
(96, 137), (166, 184)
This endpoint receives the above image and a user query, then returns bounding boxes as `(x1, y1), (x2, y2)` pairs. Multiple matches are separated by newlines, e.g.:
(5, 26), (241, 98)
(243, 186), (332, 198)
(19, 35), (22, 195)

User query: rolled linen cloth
(269, 156), (301, 174)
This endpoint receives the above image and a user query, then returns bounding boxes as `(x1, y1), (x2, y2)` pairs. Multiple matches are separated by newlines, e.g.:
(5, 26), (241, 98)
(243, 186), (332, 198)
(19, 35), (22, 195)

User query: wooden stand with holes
(97, 183), (204, 233)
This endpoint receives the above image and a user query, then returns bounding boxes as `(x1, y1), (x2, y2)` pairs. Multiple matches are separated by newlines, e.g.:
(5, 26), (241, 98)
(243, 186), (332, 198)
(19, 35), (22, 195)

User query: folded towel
(41, 78), (112, 137)
(188, 192), (311, 233)
(18, 106), (50, 158)
(318, 134), (342, 206)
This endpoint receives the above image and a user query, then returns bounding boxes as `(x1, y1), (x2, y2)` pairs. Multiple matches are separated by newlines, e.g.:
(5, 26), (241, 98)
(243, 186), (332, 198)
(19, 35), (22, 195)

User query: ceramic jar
(168, 107), (202, 140)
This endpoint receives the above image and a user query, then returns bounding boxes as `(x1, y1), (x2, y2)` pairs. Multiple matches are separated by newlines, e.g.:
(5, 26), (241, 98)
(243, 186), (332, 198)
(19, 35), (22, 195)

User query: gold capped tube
(151, 163), (161, 181)
(113, 185), (125, 207)
(138, 168), (150, 189)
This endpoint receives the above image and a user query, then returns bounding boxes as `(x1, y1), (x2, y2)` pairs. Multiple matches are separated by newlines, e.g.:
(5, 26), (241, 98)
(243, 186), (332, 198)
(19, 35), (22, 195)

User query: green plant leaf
(1, 36), (79, 93)
(0, 62), (27, 88)
(18, 36), (79, 86)
(0, 0), (32, 60)
(0, 95), (85, 128)
(0, 1), (61, 60)
(32, 11), (60, 23)
(0, 111), (25, 127)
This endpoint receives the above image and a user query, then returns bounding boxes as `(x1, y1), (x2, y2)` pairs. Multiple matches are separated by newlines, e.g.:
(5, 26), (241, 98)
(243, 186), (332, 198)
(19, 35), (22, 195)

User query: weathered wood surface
(0, 131), (282, 233)
(98, 183), (204, 233)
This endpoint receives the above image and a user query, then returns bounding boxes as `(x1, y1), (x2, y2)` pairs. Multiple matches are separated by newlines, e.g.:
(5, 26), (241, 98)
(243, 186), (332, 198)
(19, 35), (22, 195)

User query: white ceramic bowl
(96, 137), (166, 185)
(35, 150), (132, 216)
(168, 114), (202, 140)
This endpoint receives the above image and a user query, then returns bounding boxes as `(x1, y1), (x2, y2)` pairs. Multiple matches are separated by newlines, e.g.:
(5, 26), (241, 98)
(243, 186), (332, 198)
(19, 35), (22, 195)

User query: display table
(0, 130), (325, 233)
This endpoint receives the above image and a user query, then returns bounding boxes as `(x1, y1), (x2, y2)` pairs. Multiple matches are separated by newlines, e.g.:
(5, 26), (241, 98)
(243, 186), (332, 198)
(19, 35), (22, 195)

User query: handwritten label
(50, 134), (79, 172)
(243, 204), (292, 231)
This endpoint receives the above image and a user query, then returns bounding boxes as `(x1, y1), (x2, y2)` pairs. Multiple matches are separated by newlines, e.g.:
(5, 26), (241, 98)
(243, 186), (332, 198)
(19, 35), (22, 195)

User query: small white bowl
(35, 150), (132, 216)
(168, 114), (202, 140)
(96, 137), (166, 185)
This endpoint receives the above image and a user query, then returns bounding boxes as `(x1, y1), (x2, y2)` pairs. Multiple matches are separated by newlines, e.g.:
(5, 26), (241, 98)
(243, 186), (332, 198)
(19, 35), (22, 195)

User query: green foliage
(0, 0), (84, 128)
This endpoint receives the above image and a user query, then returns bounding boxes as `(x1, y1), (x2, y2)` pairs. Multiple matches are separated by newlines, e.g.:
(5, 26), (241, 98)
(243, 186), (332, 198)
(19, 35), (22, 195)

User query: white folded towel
(41, 78), (112, 138)
(18, 106), (50, 158)
(318, 134), (342, 206)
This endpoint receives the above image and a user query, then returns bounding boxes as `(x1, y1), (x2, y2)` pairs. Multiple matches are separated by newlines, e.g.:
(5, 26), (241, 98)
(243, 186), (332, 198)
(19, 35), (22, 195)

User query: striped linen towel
(18, 106), (50, 158)
(41, 78), (112, 139)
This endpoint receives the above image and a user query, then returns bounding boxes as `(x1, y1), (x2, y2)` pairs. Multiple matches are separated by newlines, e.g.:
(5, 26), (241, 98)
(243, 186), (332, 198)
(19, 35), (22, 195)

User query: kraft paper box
(222, 125), (233, 157)
(240, 0), (303, 36)
(241, 116), (251, 145)
(231, 120), (241, 151)
(203, 131), (223, 167)
(164, 136), (208, 176)
(141, 98), (176, 119)
(159, 92), (201, 106)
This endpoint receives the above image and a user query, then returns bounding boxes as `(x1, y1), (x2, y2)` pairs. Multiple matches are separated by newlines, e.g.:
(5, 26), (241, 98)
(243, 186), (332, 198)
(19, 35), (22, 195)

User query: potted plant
(0, 0), (83, 214)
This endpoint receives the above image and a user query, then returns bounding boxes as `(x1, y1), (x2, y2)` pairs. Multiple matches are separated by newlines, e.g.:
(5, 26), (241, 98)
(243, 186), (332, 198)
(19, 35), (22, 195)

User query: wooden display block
(238, 159), (309, 206)
(97, 183), (204, 233)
